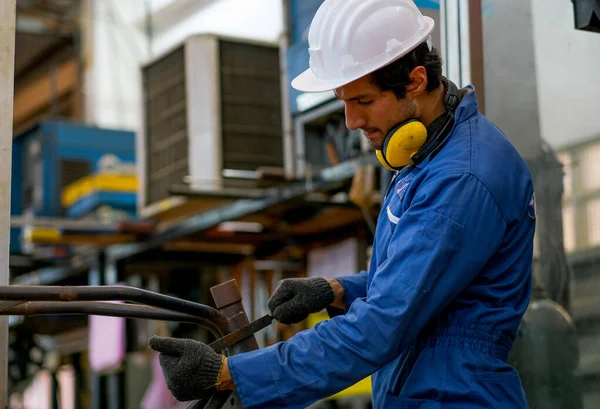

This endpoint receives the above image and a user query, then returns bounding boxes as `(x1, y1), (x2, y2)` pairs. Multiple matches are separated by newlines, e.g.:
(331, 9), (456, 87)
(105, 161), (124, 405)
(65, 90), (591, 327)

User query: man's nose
(345, 104), (367, 130)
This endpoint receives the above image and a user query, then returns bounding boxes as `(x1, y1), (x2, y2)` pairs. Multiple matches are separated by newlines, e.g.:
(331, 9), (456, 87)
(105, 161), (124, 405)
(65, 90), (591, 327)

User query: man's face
(334, 76), (416, 151)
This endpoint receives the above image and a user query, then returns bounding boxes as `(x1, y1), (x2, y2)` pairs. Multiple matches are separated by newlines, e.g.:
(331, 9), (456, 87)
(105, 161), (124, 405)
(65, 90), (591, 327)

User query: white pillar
(440, 0), (472, 88)
(0, 0), (17, 405)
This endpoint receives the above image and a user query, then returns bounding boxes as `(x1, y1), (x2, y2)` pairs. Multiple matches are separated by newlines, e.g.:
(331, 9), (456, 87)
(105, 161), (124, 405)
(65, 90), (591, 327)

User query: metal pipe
(0, 1), (17, 405)
(10, 215), (122, 231)
(468, 0), (485, 114)
(0, 301), (225, 336)
(0, 285), (231, 336)
(279, 0), (296, 180)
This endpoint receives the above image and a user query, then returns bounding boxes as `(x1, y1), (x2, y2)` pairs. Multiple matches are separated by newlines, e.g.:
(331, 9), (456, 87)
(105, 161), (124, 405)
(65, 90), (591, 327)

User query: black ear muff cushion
(376, 149), (395, 171)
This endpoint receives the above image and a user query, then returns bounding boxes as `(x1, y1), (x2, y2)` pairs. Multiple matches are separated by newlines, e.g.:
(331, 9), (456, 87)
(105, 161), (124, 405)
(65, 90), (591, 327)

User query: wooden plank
(13, 91), (73, 135)
(285, 207), (367, 235)
(28, 233), (137, 245)
(162, 241), (255, 255)
(13, 57), (77, 126)
(148, 197), (234, 224)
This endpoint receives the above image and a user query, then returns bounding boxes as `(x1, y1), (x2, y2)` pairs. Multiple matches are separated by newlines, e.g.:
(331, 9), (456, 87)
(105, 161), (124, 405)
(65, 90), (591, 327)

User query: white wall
(531, 0), (600, 149)
(83, 0), (147, 132)
(150, 0), (283, 57)
(479, 0), (543, 160)
(84, 0), (283, 132)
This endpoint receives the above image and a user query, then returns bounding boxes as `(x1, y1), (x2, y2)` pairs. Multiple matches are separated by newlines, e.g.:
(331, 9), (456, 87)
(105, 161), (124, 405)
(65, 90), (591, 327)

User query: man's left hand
(149, 335), (225, 402)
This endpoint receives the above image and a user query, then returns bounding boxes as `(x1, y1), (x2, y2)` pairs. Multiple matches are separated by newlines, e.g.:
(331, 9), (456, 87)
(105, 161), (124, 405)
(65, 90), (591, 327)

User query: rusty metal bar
(208, 314), (273, 354)
(0, 301), (223, 332)
(0, 285), (231, 336)
(468, 0), (485, 114)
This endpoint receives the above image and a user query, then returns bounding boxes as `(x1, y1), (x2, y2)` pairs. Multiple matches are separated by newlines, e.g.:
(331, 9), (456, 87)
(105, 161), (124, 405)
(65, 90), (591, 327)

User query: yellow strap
(207, 354), (226, 389)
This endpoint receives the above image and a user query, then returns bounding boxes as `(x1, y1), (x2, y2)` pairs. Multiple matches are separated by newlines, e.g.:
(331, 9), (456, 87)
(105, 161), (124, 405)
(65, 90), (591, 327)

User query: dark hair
(369, 42), (443, 99)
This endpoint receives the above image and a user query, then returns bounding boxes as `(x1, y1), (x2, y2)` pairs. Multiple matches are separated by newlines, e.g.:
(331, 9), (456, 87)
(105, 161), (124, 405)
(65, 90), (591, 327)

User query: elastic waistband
(409, 324), (514, 361)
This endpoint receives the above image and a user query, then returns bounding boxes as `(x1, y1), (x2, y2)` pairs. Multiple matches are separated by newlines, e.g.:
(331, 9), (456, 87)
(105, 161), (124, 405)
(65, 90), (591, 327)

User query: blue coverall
(228, 86), (536, 409)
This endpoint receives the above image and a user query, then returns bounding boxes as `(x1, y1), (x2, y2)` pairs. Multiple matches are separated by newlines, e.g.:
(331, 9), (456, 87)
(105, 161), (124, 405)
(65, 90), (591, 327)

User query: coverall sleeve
(228, 173), (507, 409)
(334, 270), (368, 311)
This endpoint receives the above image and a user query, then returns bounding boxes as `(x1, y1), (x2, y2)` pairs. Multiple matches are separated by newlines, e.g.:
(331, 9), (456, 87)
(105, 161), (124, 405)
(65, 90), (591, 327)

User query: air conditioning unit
(139, 34), (289, 219)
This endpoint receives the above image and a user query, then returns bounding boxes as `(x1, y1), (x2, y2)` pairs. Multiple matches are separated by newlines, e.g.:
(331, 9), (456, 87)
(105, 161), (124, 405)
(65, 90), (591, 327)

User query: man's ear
(407, 66), (428, 95)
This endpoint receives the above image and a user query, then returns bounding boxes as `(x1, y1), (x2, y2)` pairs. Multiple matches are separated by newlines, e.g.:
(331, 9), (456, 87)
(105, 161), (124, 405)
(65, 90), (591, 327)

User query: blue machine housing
(289, 0), (323, 45)
(286, 39), (313, 116)
(287, 0), (324, 116)
(10, 120), (136, 255)
(66, 191), (137, 220)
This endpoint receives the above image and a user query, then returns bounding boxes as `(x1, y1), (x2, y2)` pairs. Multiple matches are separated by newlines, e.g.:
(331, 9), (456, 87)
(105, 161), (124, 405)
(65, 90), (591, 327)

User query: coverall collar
(414, 85), (478, 169)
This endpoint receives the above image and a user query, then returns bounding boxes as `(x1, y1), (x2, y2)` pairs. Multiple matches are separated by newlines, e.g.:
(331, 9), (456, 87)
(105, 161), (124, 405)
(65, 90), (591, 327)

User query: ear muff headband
(376, 78), (461, 170)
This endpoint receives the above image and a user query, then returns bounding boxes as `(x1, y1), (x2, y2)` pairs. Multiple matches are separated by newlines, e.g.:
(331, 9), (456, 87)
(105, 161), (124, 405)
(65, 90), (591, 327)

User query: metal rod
(144, 0), (153, 58)
(10, 215), (122, 231)
(203, 393), (232, 409)
(0, 301), (224, 334)
(280, 0), (296, 180)
(468, 0), (485, 114)
(0, 0), (16, 405)
(0, 285), (231, 336)
(169, 185), (265, 199)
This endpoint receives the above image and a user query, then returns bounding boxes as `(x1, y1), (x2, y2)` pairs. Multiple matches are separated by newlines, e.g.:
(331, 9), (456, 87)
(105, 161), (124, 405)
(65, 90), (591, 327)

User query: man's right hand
(268, 277), (342, 324)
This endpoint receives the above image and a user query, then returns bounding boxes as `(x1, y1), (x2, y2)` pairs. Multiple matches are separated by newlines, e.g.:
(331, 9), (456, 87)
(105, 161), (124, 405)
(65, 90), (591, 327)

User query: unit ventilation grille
(142, 46), (189, 205)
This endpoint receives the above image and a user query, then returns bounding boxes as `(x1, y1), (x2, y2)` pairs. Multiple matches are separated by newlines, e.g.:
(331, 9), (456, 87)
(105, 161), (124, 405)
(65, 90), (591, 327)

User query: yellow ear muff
(376, 150), (395, 171)
(376, 120), (428, 169)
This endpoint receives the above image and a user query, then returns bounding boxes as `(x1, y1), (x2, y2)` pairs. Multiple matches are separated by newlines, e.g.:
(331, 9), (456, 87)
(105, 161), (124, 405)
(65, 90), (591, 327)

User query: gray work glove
(149, 335), (223, 402)
(268, 277), (335, 324)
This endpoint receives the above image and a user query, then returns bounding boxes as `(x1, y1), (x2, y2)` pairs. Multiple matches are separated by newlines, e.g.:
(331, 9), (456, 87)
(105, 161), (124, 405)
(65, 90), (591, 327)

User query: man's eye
(358, 100), (373, 106)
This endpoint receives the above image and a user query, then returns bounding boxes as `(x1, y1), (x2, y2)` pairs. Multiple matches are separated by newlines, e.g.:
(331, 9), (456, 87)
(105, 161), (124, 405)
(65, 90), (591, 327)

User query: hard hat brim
(291, 68), (352, 93)
(291, 16), (435, 93)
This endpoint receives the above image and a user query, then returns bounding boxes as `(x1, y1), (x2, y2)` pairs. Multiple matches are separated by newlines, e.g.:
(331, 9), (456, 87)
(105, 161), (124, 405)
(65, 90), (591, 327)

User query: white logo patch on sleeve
(527, 192), (536, 220)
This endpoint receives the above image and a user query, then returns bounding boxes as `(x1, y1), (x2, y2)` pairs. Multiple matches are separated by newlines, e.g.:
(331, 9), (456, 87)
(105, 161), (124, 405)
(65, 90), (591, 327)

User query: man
(149, 0), (536, 408)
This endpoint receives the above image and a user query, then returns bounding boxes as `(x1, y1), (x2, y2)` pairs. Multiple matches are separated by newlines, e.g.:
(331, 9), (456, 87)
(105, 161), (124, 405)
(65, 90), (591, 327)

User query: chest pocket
(386, 172), (415, 225)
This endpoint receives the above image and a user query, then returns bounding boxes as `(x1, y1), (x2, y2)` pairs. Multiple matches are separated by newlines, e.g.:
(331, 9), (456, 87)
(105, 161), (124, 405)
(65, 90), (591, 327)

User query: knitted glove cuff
(199, 348), (224, 389)
(308, 277), (336, 306)
(212, 355), (226, 389)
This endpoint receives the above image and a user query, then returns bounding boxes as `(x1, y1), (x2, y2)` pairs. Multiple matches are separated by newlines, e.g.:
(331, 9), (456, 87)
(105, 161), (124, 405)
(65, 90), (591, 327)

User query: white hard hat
(291, 0), (435, 93)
